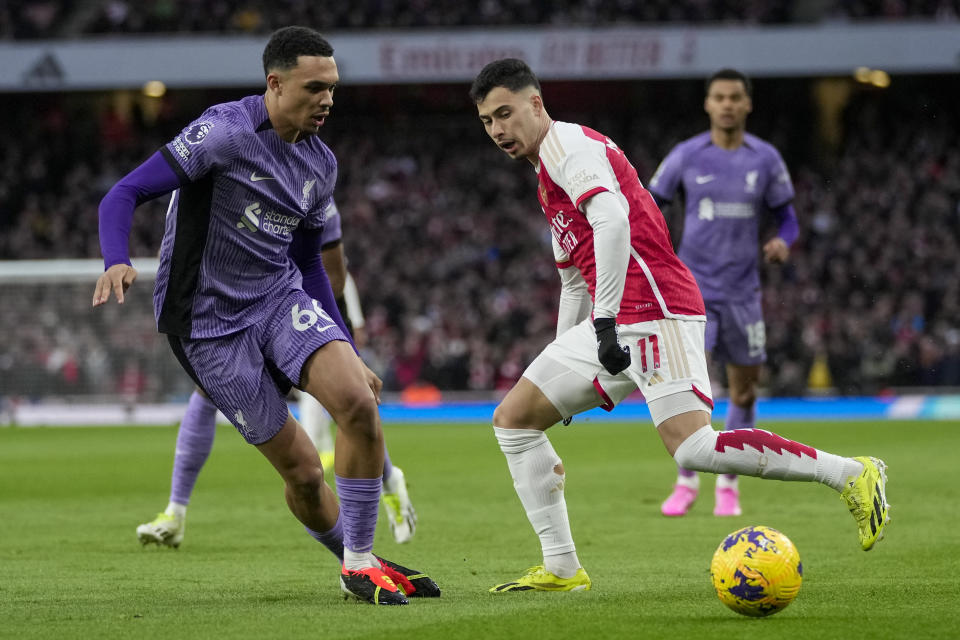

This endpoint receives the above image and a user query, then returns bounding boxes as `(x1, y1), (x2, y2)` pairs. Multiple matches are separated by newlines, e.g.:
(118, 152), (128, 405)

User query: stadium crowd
(2, 0), (958, 39)
(1, 77), (958, 400)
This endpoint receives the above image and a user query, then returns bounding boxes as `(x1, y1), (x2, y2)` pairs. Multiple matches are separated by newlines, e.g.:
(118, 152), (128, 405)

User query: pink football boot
(713, 487), (742, 517)
(661, 485), (698, 516)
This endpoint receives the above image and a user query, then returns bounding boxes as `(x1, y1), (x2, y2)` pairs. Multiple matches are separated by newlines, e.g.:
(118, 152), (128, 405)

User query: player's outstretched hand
(93, 264), (138, 307)
(363, 364), (383, 404)
(594, 317), (631, 375)
(763, 237), (789, 264)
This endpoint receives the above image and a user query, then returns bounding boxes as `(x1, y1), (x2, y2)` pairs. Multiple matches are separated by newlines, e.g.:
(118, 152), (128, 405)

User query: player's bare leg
(494, 376), (563, 432)
(256, 413), (340, 533)
(490, 377), (591, 592)
(657, 408), (713, 455)
(297, 341), (422, 604)
(301, 342), (384, 477)
(300, 341), (384, 565)
(715, 363), (761, 515)
(299, 378), (416, 544)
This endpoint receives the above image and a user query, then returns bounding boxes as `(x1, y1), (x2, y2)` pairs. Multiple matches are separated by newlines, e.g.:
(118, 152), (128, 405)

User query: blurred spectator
(0, 0), (71, 39)
(0, 77), (957, 401)
(3, 0), (959, 41)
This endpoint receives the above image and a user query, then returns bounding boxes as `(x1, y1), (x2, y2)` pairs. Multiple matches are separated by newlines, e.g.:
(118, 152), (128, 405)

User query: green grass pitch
(2, 419), (958, 639)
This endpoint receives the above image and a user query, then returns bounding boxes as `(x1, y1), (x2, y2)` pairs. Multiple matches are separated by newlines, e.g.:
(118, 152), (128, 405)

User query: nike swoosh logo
(695, 175), (715, 184)
(250, 172), (275, 182)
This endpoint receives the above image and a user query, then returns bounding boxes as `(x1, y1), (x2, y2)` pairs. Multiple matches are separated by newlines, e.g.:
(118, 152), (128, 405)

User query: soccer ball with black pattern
(710, 525), (803, 617)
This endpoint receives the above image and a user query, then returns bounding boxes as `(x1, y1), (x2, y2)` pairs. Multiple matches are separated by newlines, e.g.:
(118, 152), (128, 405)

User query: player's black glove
(594, 317), (631, 375)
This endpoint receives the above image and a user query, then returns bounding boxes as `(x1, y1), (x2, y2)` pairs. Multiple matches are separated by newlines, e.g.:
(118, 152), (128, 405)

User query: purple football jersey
(648, 132), (794, 302)
(154, 95), (337, 338)
(320, 200), (342, 247)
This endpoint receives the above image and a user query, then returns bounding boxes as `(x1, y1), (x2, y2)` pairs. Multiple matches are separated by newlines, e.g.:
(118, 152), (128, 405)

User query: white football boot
(381, 466), (416, 544)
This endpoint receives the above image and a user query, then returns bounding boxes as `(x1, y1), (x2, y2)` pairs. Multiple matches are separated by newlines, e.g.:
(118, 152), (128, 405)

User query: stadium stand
(1, 73), (958, 399)
(1, 0), (957, 40)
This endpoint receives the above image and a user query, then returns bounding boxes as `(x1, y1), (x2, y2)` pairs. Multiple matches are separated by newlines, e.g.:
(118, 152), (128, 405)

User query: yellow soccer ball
(710, 525), (803, 617)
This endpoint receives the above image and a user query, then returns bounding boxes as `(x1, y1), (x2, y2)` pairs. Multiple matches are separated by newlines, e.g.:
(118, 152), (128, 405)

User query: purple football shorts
(703, 296), (766, 366)
(167, 289), (348, 444)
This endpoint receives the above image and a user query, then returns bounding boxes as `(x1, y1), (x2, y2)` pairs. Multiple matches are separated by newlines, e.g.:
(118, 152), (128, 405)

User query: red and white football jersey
(537, 121), (705, 323)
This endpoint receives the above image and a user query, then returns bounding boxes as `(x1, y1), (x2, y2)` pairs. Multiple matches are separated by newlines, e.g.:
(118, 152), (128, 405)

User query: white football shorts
(523, 317), (714, 426)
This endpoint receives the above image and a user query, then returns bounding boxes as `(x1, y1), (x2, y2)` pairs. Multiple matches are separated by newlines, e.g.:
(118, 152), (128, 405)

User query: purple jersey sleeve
(162, 108), (240, 182)
(772, 202), (799, 246)
(320, 200), (342, 247)
(99, 151), (184, 269)
(763, 147), (795, 208)
(298, 171), (336, 232)
(647, 142), (686, 201)
(289, 227), (356, 351)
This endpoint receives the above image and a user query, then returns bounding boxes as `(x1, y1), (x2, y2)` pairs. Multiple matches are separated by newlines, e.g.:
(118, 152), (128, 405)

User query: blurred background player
(648, 69), (799, 517)
(471, 58), (887, 593)
(137, 201), (417, 548)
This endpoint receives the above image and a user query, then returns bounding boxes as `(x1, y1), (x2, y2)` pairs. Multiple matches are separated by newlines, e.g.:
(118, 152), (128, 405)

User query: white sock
(676, 473), (700, 490)
(343, 549), (378, 571)
(545, 552), (581, 579)
(299, 393), (335, 453)
(673, 426), (865, 493)
(164, 502), (187, 519)
(716, 474), (739, 490)
(493, 427), (579, 576)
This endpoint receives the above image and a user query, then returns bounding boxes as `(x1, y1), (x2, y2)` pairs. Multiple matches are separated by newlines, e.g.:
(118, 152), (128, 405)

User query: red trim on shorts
(691, 384), (714, 410)
(593, 377), (615, 412)
(556, 259), (574, 269)
(575, 186), (608, 209)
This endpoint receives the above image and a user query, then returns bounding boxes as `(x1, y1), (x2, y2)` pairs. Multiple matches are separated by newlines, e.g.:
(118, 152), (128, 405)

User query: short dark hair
(706, 68), (752, 97)
(469, 58), (541, 103)
(262, 26), (334, 77)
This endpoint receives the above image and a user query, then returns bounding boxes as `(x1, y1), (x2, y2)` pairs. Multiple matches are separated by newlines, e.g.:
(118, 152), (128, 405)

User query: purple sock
(334, 476), (381, 553)
(305, 512), (344, 560)
(169, 391), (218, 505)
(722, 402), (757, 481)
(677, 466), (697, 478)
(725, 402), (756, 430)
(382, 446), (393, 483)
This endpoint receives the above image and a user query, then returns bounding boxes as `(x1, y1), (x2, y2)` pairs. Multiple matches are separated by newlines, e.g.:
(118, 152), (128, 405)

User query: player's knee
(673, 443), (699, 470)
(331, 392), (380, 440)
(494, 384), (559, 429)
(493, 401), (527, 429)
(326, 382), (375, 420)
(671, 424), (718, 471)
(286, 462), (325, 498)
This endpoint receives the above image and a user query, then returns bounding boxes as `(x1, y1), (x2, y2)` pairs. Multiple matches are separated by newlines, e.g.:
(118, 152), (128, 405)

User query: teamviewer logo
(238, 202), (261, 232)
